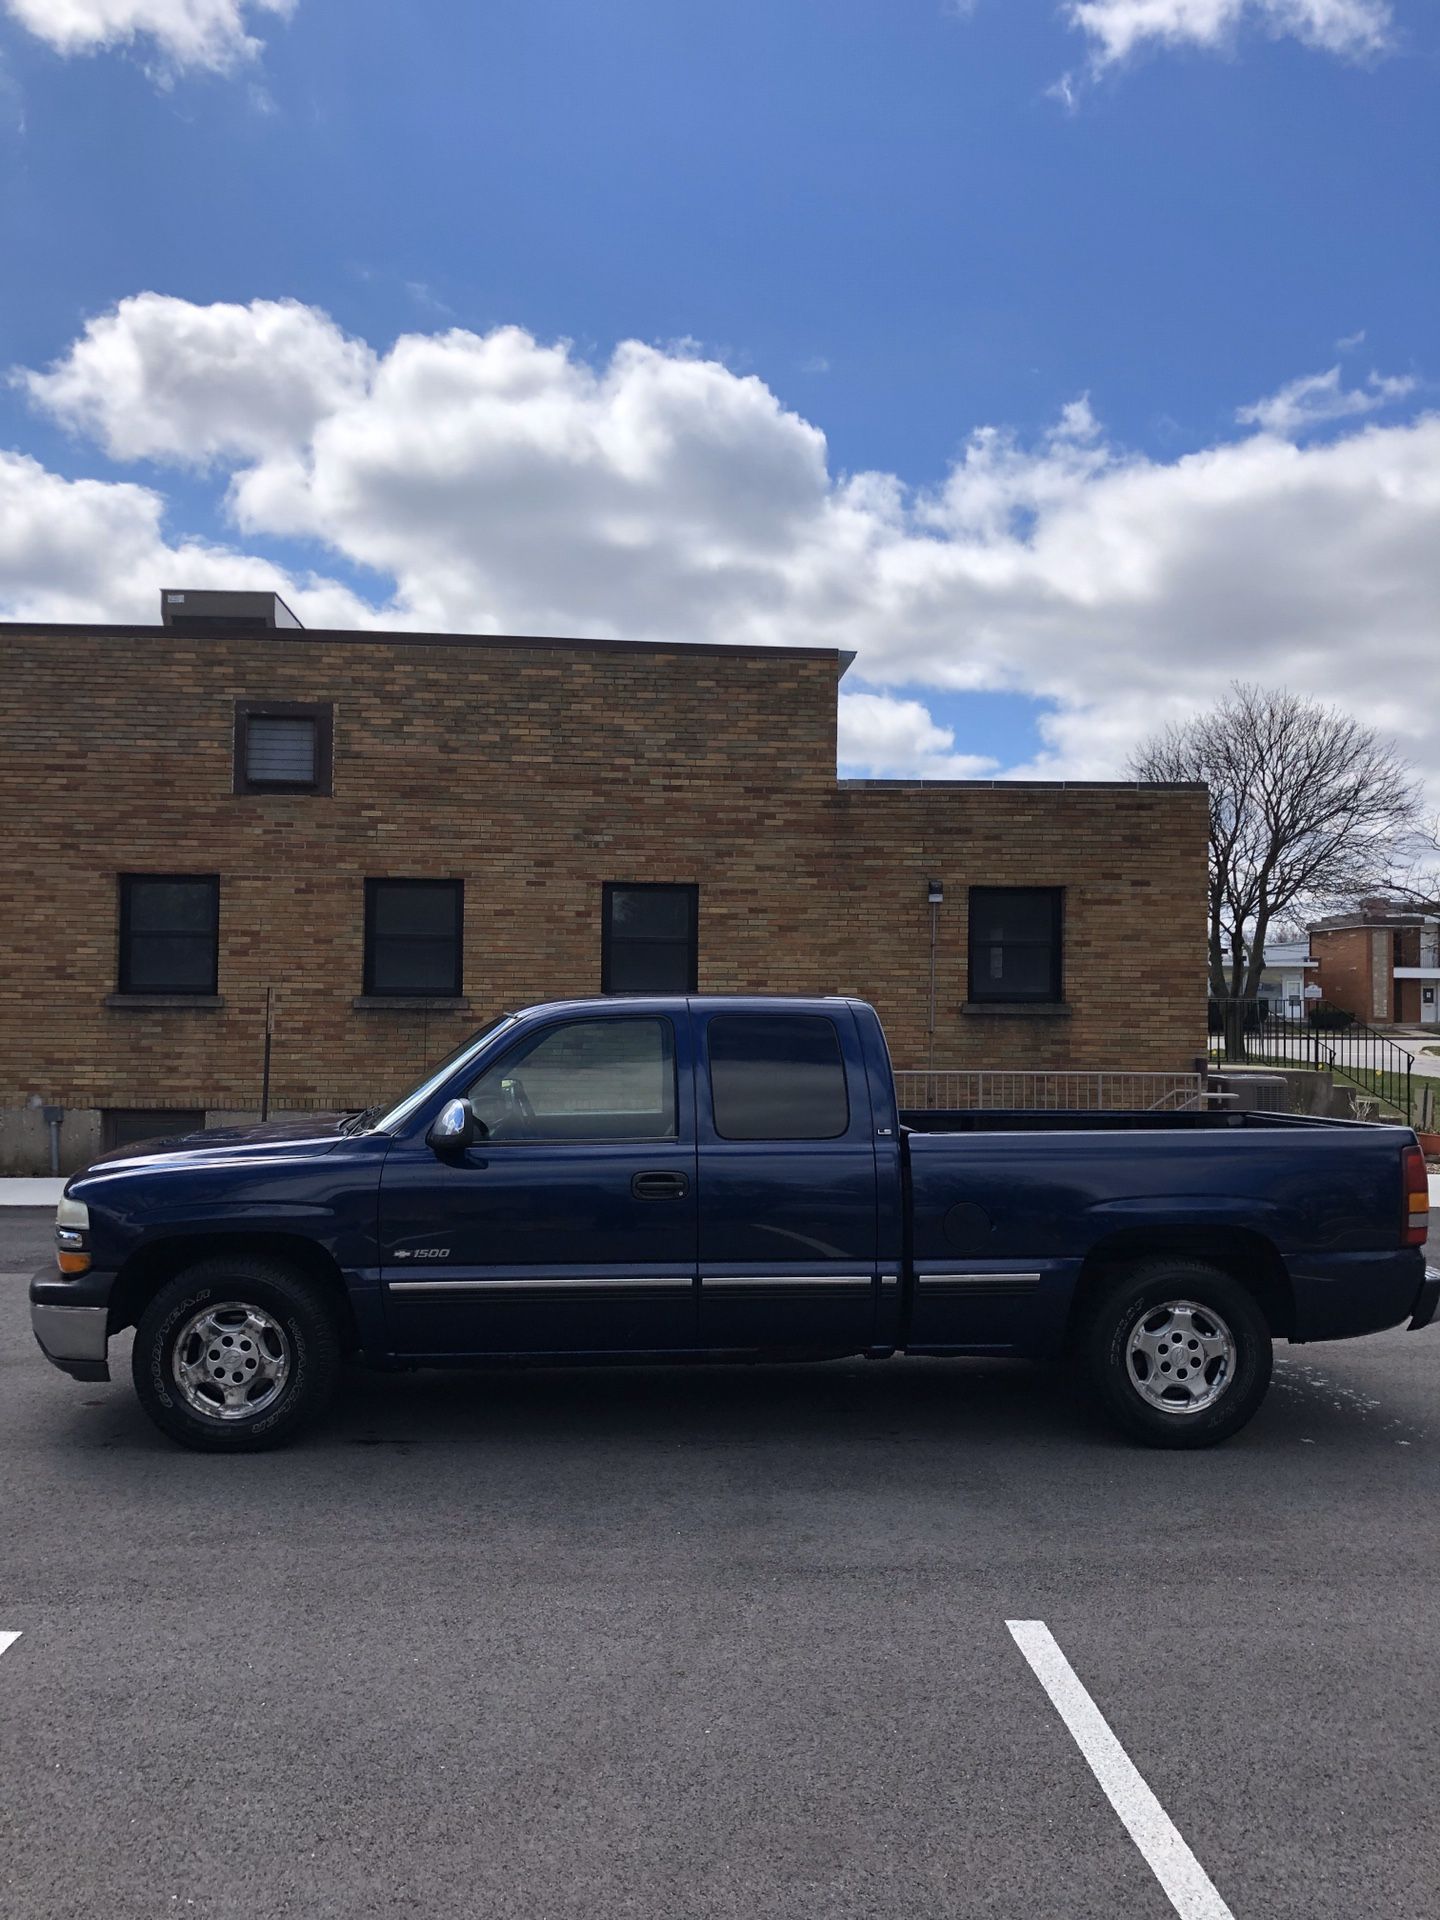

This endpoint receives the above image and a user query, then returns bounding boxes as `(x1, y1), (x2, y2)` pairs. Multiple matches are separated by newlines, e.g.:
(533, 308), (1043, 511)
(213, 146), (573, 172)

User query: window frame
(464, 1014), (680, 1145)
(233, 699), (333, 796)
(966, 886), (1065, 1006)
(117, 873), (220, 997)
(600, 881), (699, 995)
(363, 878), (465, 1000)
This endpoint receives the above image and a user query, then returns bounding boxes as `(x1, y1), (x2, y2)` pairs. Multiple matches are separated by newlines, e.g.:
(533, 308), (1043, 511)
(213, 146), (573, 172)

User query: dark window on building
(101, 1109), (206, 1153)
(364, 880), (463, 997)
(234, 701), (333, 794)
(707, 1013), (850, 1140)
(118, 875), (220, 995)
(967, 887), (1064, 1003)
(467, 1017), (677, 1143)
(601, 883), (698, 993)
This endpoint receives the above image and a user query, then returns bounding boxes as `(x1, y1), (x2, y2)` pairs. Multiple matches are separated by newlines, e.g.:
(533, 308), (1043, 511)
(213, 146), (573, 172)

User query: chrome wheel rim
(171, 1301), (291, 1422)
(1126, 1299), (1236, 1416)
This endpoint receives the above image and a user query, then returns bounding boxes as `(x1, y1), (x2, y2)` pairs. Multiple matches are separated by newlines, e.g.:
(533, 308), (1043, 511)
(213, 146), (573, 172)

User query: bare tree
(1130, 684), (1421, 1001)
(1368, 815), (1440, 913)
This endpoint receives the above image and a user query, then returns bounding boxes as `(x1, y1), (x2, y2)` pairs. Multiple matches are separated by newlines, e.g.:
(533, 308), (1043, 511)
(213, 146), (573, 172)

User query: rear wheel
(132, 1256), (342, 1452)
(1082, 1259), (1273, 1448)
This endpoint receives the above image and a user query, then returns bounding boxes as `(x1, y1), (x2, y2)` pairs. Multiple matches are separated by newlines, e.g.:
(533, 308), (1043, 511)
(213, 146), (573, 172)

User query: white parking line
(1007, 1620), (1236, 1920)
(0, 1632), (20, 1659)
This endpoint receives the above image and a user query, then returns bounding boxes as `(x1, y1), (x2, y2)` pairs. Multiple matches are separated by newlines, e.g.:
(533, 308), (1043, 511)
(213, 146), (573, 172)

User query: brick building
(0, 593), (1208, 1171)
(1311, 905), (1440, 1028)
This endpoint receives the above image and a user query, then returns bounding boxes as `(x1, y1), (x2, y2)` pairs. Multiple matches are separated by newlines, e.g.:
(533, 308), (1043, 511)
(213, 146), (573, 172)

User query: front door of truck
(694, 1006), (880, 1352)
(378, 1012), (698, 1356)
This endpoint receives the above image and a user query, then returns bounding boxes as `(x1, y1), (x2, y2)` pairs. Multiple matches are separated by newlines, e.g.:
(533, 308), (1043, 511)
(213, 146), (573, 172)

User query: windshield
(369, 1015), (517, 1134)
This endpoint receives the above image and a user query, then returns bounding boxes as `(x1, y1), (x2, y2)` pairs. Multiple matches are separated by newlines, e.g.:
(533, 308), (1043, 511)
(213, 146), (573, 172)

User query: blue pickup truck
(32, 994), (1436, 1452)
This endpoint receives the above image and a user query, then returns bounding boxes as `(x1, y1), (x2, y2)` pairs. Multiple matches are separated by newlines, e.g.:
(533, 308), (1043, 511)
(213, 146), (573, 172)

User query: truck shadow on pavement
(57, 1332), (1430, 1460)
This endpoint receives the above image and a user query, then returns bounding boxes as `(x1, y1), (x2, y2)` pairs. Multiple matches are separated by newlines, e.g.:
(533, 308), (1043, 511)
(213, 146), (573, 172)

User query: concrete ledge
(104, 994), (225, 1010)
(959, 1002), (1073, 1018)
(352, 997), (472, 1012)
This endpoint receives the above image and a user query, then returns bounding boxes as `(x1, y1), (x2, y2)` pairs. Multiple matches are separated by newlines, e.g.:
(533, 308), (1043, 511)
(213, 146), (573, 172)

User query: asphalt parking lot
(2, 1205), (1438, 1920)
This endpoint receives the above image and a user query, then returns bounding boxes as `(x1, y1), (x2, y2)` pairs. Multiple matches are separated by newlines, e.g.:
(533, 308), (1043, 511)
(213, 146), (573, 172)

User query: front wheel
(1082, 1259), (1273, 1448)
(132, 1256), (342, 1452)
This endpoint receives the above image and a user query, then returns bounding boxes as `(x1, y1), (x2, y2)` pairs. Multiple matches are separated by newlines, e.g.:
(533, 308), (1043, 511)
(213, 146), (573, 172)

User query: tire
(132, 1255), (342, 1452)
(1081, 1259), (1273, 1449)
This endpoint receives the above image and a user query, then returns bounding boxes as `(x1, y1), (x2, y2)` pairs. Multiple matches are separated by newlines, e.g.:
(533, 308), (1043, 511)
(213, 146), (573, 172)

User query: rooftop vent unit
(160, 589), (303, 634)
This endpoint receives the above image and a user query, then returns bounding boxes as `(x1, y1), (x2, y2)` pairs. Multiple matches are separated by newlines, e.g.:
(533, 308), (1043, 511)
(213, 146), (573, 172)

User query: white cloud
(838, 692), (999, 779)
(20, 295), (372, 463)
(1, 0), (293, 73)
(9, 294), (1440, 800)
(1237, 364), (1417, 437)
(1066, 0), (1392, 67)
(0, 448), (377, 627)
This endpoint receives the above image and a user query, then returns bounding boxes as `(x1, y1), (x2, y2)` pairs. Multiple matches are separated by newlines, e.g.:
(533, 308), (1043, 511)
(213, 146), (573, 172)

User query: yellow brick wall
(0, 624), (1208, 1117)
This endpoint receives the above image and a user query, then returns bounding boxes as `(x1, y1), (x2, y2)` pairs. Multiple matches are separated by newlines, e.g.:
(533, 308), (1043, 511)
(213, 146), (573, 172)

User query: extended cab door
(693, 1005), (880, 1352)
(378, 1011), (698, 1357)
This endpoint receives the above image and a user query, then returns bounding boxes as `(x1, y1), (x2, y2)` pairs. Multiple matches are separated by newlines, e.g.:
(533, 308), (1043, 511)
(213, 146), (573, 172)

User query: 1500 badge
(393, 1247), (450, 1260)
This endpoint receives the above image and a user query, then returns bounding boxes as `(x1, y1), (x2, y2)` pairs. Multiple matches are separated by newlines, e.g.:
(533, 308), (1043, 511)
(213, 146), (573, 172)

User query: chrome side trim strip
(916, 1270), (1042, 1284)
(915, 1271), (1042, 1295)
(386, 1276), (693, 1294)
(701, 1274), (873, 1289)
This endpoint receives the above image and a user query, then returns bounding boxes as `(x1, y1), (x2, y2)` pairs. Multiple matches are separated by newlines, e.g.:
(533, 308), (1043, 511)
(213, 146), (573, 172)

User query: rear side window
(707, 1014), (849, 1141)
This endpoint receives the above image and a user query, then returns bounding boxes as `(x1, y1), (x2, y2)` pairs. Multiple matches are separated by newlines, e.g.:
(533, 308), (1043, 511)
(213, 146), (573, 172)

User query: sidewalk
(0, 1179), (67, 1207)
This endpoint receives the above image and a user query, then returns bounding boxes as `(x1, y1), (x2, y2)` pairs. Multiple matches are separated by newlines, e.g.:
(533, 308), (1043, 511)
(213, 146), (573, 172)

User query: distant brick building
(1311, 905), (1440, 1028)
(0, 593), (1208, 1171)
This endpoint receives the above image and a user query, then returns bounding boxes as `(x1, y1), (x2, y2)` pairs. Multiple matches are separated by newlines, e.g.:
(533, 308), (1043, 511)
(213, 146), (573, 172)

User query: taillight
(1402, 1143), (1429, 1247)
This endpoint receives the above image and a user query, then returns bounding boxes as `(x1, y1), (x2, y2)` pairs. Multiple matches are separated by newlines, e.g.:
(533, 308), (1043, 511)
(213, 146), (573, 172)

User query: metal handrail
(1207, 998), (1413, 1122)
(894, 1070), (1211, 1113)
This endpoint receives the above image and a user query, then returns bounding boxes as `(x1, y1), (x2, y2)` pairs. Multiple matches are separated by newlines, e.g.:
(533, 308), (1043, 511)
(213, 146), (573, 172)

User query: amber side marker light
(1402, 1143), (1430, 1248)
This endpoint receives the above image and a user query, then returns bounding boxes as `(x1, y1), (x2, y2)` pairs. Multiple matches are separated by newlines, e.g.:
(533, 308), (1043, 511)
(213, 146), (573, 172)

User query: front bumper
(30, 1268), (112, 1382)
(1410, 1266), (1440, 1333)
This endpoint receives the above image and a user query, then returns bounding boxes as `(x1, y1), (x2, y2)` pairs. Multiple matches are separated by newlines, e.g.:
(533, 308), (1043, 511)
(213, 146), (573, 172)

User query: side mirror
(426, 1098), (481, 1152)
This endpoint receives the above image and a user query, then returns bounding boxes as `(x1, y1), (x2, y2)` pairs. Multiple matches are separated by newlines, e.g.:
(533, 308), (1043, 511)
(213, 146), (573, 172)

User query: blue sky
(0, 0), (1436, 781)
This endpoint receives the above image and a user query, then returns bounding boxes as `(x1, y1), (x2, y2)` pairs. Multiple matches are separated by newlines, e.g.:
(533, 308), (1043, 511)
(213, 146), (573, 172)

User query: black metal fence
(1208, 998), (1414, 1123)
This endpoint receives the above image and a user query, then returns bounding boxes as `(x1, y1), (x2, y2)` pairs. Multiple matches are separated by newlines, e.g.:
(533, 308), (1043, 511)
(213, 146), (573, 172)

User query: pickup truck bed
(903, 1108), (1426, 1350)
(32, 994), (1438, 1453)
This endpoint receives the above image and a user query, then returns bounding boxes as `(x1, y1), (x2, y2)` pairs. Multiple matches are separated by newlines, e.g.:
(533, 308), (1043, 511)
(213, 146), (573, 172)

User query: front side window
(602, 883), (698, 993)
(467, 1017), (677, 1143)
(234, 701), (333, 795)
(967, 887), (1064, 1003)
(118, 875), (219, 994)
(364, 879), (463, 997)
(707, 1013), (849, 1141)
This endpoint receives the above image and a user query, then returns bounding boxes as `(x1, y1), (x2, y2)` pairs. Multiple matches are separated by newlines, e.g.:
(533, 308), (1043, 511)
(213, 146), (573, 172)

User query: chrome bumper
(32, 1302), (110, 1381)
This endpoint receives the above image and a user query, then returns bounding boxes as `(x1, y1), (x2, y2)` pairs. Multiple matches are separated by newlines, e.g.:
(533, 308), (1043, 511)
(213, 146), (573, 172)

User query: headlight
(55, 1195), (91, 1274)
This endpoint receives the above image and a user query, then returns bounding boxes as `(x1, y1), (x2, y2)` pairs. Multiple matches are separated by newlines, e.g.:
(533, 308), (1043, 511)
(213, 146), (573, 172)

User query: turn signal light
(56, 1249), (91, 1275)
(1402, 1143), (1430, 1248)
